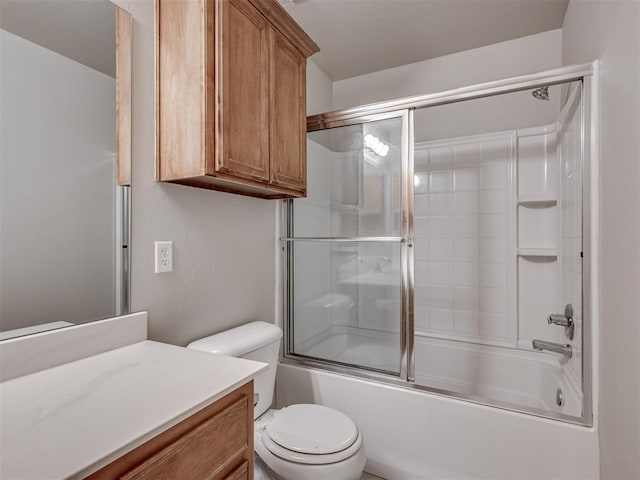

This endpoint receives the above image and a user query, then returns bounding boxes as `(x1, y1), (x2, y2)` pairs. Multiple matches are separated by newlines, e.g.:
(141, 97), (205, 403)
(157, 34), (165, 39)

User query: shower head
(532, 86), (550, 101)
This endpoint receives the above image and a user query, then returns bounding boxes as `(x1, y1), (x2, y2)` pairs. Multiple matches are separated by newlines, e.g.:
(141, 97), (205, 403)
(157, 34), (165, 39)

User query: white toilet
(188, 321), (366, 480)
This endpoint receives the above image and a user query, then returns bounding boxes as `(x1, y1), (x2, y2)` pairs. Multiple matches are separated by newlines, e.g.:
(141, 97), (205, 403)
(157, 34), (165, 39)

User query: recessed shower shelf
(517, 195), (558, 207)
(517, 248), (558, 257)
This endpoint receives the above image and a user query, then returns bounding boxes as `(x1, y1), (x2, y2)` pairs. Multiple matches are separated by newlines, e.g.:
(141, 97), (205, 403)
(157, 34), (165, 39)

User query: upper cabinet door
(217, 0), (270, 183)
(269, 29), (307, 193)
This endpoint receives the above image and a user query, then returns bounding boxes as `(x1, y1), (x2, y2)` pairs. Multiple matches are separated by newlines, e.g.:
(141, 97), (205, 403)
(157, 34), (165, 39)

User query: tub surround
(0, 315), (267, 479)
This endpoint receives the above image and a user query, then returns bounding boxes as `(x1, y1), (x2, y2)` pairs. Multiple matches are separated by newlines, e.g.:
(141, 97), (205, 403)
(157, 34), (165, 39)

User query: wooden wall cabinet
(156, 0), (319, 199)
(86, 382), (254, 480)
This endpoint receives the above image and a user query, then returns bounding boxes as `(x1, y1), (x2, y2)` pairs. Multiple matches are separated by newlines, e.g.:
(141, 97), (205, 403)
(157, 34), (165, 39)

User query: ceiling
(0, 0), (116, 77)
(282, 0), (569, 80)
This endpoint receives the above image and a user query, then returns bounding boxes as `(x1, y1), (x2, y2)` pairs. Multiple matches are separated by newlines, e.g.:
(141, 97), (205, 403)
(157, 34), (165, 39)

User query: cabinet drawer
(86, 382), (253, 480)
(220, 460), (249, 480)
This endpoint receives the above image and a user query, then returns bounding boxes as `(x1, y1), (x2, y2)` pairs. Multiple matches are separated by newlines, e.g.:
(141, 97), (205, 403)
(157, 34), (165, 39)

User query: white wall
(333, 29), (562, 110)
(0, 30), (116, 331)
(307, 60), (333, 115)
(122, 0), (277, 346)
(121, 5), (335, 347)
(562, 2), (640, 478)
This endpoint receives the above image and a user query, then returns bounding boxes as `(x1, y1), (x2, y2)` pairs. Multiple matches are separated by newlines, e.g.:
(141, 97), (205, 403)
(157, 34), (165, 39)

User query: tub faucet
(532, 339), (572, 359)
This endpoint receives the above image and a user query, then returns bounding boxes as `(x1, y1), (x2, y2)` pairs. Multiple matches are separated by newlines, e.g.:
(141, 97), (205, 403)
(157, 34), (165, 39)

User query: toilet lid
(265, 404), (359, 455)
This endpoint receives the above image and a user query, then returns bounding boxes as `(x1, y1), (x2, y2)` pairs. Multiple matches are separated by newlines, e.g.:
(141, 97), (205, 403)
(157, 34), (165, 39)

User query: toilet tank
(187, 321), (282, 418)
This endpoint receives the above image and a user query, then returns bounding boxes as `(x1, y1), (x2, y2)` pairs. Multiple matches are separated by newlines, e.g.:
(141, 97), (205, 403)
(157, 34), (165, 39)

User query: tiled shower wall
(413, 134), (516, 346)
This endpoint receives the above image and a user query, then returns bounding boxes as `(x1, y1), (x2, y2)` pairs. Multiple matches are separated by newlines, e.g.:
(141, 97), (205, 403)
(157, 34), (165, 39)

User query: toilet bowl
(254, 406), (366, 480)
(187, 321), (366, 480)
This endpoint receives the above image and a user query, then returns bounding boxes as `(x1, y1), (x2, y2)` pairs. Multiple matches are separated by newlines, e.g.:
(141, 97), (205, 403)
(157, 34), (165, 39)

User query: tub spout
(532, 339), (572, 359)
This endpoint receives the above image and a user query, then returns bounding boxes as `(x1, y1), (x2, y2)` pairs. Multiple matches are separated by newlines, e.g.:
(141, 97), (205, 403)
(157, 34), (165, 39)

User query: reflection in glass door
(284, 113), (408, 375)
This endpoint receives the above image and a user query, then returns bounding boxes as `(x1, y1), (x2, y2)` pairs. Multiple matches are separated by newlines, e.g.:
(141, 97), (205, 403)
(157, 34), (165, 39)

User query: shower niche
(283, 68), (592, 425)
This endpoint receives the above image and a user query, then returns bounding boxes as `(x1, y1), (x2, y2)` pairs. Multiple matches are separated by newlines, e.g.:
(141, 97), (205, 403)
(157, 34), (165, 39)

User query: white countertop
(0, 340), (267, 479)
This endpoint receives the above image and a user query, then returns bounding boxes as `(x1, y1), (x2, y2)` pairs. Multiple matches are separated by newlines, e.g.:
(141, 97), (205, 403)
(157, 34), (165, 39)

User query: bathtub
(280, 326), (597, 479)
(295, 326), (581, 416)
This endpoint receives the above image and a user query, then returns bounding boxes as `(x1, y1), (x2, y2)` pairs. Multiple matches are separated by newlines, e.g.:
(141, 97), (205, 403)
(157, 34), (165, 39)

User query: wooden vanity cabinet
(86, 382), (254, 480)
(156, 0), (319, 199)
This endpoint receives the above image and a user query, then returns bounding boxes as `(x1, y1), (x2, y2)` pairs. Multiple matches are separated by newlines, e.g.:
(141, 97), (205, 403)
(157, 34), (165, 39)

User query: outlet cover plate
(154, 241), (173, 273)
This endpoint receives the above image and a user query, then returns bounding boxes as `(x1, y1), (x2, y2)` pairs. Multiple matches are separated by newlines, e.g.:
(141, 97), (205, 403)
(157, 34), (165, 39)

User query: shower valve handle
(547, 303), (573, 327)
(547, 304), (575, 340)
(548, 314), (571, 327)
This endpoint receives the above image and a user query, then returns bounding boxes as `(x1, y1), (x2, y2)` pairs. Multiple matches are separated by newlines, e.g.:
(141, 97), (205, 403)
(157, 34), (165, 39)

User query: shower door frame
(281, 62), (597, 427)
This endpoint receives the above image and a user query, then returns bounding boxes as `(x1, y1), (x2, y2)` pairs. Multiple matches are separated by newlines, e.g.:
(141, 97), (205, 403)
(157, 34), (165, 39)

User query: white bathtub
(296, 326), (581, 416)
(282, 327), (596, 479)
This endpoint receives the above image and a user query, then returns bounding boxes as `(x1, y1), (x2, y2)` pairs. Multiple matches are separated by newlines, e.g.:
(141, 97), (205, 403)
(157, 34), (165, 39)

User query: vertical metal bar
(120, 185), (131, 315)
(289, 199), (297, 357)
(406, 109), (416, 382)
(581, 75), (594, 427)
(399, 109), (411, 380)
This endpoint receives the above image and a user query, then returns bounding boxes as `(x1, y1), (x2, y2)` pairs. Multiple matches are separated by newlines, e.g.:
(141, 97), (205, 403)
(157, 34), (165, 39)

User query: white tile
(414, 172), (429, 195)
(481, 139), (510, 164)
(430, 238), (453, 261)
(428, 216), (453, 239)
(454, 167), (479, 191)
(414, 260), (430, 284)
(480, 239), (506, 264)
(454, 262), (480, 287)
(480, 263), (507, 288)
(453, 143), (481, 167)
(429, 192), (453, 216)
(480, 287), (507, 313)
(430, 146), (454, 170)
(430, 170), (453, 193)
(414, 194), (430, 217)
(414, 148), (430, 171)
(480, 214), (507, 239)
(480, 312), (508, 338)
(413, 239), (429, 263)
(454, 287), (480, 310)
(479, 189), (507, 214)
(427, 286), (454, 309)
(454, 215), (479, 239)
(414, 303), (430, 331)
(428, 261), (454, 286)
(480, 164), (508, 190)
(454, 191), (479, 215)
(429, 307), (454, 331)
(454, 239), (479, 263)
(414, 284), (430, 301)
(454, 309), (480, 335)
(414, 217), (429, 238)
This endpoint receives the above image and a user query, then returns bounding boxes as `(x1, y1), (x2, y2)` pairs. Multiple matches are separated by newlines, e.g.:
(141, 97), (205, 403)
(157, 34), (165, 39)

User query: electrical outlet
(154, 241), (173, 273)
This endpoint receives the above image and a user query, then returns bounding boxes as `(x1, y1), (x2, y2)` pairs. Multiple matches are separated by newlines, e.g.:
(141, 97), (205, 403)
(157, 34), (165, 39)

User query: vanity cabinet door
(216, 0), (270, 184)
(269, 28), (307, 194)
(85, 382), (253, 480)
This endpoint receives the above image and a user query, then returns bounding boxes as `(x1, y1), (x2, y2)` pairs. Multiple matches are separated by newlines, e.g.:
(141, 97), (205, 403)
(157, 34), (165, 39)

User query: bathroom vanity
(0, 314), (266, 479)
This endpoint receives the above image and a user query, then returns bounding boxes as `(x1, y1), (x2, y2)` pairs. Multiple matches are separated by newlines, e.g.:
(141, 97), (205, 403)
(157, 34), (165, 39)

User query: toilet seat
(261, 404), (362, 465)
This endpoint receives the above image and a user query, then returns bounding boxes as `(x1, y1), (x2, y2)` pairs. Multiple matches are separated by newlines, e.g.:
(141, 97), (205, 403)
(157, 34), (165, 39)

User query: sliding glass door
(283, 112), (409, 375)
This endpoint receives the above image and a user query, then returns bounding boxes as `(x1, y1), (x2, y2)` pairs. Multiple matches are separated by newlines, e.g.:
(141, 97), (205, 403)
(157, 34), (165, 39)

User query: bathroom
(1, 0), (639, 479)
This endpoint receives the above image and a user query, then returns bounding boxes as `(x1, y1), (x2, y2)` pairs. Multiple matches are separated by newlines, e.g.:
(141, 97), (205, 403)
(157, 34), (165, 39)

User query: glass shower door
(284, 112), (409, 375)
(410, 81), (586, 418)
